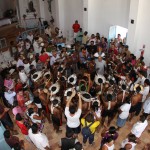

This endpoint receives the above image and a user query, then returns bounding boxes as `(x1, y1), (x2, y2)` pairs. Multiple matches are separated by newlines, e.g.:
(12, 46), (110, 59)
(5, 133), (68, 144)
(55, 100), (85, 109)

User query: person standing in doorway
(72, 20), (80, 43)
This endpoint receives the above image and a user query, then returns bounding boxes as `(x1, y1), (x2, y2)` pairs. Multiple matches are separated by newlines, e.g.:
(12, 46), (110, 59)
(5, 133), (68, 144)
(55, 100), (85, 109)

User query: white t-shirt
(19, 71), (28, 84)
(140, 86), (150, 102)
(24, 63), (30, 74)
(65, 107), (81, 128)
(28, 128), (50, 150)
(30, 112), (41, 124)
(33, 41), (41, 54)
(50, 55), (60, 66)
(27, 35), (33, 42)
(95, 59), (106, 75)
(134, 76), (146, 85)
(143, 98), (150, 114)
(131, 120), (148, 138)
(121, 138), (136, 150)
(119, 103), (131, 119)
(4, 91), (16, 105)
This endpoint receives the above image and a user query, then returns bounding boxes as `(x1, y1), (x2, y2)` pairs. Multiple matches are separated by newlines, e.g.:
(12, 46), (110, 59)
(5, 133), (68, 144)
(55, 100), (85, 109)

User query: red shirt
(72, 23), (80, 33)
(15, 83), (23, 93)
(39, 53), (49, 63)
(109, 48), (118, 55)
(16, 121), (28, 135)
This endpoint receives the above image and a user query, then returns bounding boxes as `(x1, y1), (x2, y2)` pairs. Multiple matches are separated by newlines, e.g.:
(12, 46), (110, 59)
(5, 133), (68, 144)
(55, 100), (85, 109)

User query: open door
(109, 25), (128, 44)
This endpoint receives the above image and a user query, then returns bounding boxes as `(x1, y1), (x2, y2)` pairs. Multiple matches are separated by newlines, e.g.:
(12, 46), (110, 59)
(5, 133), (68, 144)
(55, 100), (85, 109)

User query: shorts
(102, 109), (114, 118)
(129, 102), (142, 113)
(66, 125), (81, 134)
(1, 113), (13, 128)
(52, 115), (62, 126)
(116, 117), (127, 127)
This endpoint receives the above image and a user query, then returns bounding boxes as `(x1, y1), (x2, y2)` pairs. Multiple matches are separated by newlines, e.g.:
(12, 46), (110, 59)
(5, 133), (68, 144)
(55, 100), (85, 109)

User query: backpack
(81, 120), (94, 137)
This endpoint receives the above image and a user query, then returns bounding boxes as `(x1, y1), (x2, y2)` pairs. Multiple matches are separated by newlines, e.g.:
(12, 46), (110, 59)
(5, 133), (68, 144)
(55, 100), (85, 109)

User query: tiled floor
(13, 112), (150, 150)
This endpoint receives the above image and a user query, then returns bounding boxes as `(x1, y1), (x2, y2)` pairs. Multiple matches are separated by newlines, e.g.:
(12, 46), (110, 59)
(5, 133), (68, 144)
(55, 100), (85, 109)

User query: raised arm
(78, 92), (82, 109)
(66, 89), (76, 107)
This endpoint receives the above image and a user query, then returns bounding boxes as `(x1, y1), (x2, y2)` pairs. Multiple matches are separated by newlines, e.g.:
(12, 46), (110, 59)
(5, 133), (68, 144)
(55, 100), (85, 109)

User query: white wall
(87, 0), (130, 37)
(127, 0), (150, 65)
(55, 0), (83, 37)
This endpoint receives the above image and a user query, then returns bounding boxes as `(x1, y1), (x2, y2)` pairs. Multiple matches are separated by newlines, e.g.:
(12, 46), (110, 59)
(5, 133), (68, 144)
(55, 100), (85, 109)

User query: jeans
(83, 133), (94, 144)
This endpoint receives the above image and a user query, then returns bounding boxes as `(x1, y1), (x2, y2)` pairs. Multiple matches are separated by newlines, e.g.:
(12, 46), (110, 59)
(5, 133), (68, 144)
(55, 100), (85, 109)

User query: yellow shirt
(81, 118), (100, 134)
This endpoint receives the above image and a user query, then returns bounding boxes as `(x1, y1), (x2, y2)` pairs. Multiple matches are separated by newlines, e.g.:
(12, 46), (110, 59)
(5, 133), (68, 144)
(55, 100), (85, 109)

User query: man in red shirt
(109, 43), (118, 55)
(72, 20), (80, 42)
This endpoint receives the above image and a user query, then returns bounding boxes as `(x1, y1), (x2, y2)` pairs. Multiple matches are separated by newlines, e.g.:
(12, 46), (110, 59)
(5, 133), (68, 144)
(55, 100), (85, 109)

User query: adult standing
(95, 56), (106, 75)
(143, 96), (150, 118)
(81, 111), (100, 146)
(116, 97), (131, 130)
(28, 123), (50, 150)
(121, 134), (138, 150)
(130, 115), (148, 138)
(59, 131), (78, 150)
(65, 89), (82, 137)
(4, 88), (16, 107)
(72, 20), (80, 42)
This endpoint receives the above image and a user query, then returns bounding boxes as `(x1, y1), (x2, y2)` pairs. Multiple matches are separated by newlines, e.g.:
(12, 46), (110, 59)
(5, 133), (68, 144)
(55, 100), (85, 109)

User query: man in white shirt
(45, 26), (52, 37)
(116, 97), (131, 129)
(65, 89), (82, 136)
(27, 31), (33, 43)
(95, 56), (106, 75)
(143, 97), (150, 117)
(4, 89), (16, 106)
(141, 79), (150, 102)
(33, 37), (42, 55)
(28, 123), (50, 150)
(18, 66), (29, 85)
(134, 71), (146, 85)
(50, 50), (60, 66)
(16, 55), (24, 68)
(131, 115), (148, 138)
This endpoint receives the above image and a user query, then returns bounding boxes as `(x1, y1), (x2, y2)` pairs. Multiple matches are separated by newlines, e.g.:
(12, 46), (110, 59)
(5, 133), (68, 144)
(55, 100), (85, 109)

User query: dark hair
(107, 137), (113, 143)
(4, 130), (10, 138)
(18, 66), (24, 71)
(74, 142), (83, 150)
(107, 94), (113, 101)
(66, 131), (74, 138)
(109, 126), (116, 134)
(16, 113), (23, 121)
(85, 113), (94, 122)
(29, 65), (34, 70)
(92, 101), (99, 111)
(124, 97), (131, 104)
(144, 79), (150, 85)
(13, 101), (18, 107)
(28, 108), (34, 116)
(13, 143), (21, 150)
(41, 47), (46, 54)
(31, 123), (38, 134)
(128, 134), (137, 143)
(138, 70), (143, 76)
(52, 99), (59, 106)
(69, 105), (76, 114)
(135, 86), (141, 93)
(80, 85), (86, 92)
(140, 115), (146, 122)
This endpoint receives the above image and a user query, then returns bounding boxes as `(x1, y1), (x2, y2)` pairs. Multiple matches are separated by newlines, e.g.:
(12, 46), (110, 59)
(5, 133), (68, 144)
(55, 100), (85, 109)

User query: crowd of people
(0, 20), (150, 150)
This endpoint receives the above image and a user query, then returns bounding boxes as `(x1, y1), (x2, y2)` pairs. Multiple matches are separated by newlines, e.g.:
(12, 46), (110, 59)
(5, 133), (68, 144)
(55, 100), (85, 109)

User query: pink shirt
(12, 106), (24, 116)
(4, 79), (14, 89)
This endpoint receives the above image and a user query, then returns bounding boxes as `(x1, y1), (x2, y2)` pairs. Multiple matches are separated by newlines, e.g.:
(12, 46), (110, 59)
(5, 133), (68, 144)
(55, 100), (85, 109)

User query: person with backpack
(81, 110), (100, 146)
